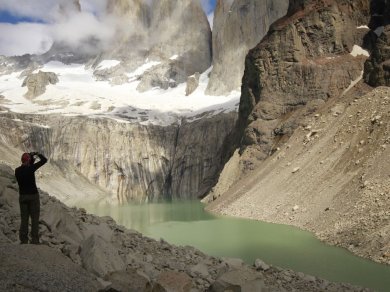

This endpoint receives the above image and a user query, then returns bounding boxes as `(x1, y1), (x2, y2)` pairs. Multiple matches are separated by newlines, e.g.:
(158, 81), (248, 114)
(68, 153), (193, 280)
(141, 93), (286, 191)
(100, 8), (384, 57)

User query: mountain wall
(237, 0), (371, 170)
(206, 0), (390, 265)
(206, 0), (289, 95)
(0, 112), (236, 203)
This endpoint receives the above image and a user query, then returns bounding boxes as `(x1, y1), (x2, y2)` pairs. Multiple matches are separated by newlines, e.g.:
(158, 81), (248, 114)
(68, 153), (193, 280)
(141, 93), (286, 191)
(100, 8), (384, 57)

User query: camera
(29, 152), (38, 164)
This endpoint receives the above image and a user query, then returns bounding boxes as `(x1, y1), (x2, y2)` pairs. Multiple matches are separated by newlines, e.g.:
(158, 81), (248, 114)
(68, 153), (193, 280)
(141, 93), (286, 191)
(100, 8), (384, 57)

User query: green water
(77, 200), (390, 292)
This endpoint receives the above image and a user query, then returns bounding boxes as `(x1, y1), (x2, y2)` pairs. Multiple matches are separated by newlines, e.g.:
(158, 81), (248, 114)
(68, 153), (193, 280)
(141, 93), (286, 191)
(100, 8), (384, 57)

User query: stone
(254, 259), (270, 271)
(222, 257), (244, 269)
(40, 202), (84, 245)
(185, 72), (200, 96)
(80, 234), (125, 277)
(208, 268), (266, 292)
(190, 263), (210, 277)
(152, 271), (192, 292)
(104, 269), (152, 292)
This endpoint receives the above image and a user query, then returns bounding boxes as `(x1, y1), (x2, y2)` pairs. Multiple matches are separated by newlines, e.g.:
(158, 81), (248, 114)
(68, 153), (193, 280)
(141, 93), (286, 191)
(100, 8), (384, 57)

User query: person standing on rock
(15, 152), (48, 244)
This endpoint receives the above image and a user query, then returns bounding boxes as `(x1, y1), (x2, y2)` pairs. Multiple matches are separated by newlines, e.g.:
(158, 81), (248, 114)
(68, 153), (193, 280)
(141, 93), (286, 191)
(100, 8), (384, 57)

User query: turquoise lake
(77, 200), (390, 292)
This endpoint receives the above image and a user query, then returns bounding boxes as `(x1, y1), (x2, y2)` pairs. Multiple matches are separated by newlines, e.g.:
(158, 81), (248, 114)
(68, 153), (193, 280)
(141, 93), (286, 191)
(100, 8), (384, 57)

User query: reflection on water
(76, 200), (390, 292)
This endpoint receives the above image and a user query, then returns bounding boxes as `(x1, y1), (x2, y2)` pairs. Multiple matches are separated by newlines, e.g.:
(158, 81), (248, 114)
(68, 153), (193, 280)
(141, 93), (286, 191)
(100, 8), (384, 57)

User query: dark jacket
(15, 154), (48, 195)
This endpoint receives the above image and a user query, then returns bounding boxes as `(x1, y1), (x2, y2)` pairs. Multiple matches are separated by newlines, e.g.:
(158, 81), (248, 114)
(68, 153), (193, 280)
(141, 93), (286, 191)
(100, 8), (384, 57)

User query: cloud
(0, 22), (52, 56)
(0, 0), (114, 56)
(0, 0), (217, 57)
(50, 12), (116, 50)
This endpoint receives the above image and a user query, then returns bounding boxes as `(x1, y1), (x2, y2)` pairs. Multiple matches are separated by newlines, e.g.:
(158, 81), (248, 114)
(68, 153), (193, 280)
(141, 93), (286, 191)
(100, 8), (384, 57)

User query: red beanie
(21, 153), (31, 164)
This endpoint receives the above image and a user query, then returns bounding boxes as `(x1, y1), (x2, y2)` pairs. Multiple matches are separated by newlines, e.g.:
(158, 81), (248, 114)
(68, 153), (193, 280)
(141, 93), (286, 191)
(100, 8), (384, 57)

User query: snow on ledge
(350, 45), (370, 57)
(97, 60), (121, 70)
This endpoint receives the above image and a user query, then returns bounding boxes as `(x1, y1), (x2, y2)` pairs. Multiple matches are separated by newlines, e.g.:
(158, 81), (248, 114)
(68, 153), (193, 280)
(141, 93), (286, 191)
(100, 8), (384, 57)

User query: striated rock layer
(0, 112), (236, 203)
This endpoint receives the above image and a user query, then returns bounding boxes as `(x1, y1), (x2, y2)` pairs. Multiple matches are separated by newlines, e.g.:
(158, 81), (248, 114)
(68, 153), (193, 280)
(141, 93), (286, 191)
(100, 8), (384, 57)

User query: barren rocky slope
(0, 165), (368, 291)
(207, 85), (390, 265)
(206, 0), (390, 266)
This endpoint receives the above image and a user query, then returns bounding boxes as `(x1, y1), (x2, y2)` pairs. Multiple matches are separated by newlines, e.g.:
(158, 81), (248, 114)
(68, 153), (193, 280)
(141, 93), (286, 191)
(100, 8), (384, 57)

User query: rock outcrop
(237, 0), (370, 170)
(206, 0), (289, 95)
(185, 72), (200, 96)
(22, 71), (59, 99)
(97, 0), (212, 89)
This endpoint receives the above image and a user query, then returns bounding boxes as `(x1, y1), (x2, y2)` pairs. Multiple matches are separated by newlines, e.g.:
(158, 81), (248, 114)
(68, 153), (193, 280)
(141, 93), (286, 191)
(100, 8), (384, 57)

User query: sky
(0, 0), (217, 57)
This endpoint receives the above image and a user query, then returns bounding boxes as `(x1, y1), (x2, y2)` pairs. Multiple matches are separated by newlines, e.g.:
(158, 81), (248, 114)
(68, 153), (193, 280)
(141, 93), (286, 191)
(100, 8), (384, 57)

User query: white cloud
(50, 12), (116, 50)
(0, 22), (52, 56)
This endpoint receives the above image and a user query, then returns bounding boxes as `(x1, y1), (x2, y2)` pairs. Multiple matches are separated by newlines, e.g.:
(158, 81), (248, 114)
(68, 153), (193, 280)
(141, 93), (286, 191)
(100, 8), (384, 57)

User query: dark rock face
(22, 71), (59, 99)
(238, 0), (370, 167)
(364, 0), (390, 86)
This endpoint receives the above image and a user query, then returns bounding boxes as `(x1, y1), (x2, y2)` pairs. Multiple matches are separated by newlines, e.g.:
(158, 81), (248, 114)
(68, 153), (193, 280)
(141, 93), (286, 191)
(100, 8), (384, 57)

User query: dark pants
(19, 194), (40, 244)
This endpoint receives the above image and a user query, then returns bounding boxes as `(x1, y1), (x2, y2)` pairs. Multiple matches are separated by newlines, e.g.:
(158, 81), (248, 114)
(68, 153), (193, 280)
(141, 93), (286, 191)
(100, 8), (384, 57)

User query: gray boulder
(185, 72), (200, 96)
(40, 202), (83, 245)
(80, 234), (125, 277)
(22, 71), (59, 99)
(208, 268), (267, 292)
(104, 269), (152, 292)
(152, 271), (193, 292)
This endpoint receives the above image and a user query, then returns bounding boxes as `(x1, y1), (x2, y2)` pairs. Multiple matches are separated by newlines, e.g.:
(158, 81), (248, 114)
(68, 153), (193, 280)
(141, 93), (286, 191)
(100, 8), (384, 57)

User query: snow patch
(0, 62), (239, 126)
(169, 55), (179, 60)
(350, 45), (370, 57)
(357, 25), (369, 29)
(97, 60), (120, 70)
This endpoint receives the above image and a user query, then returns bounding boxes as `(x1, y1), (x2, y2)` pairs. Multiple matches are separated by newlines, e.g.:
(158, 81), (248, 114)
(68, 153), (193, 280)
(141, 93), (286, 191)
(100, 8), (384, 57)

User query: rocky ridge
(0, 164), (370, 291)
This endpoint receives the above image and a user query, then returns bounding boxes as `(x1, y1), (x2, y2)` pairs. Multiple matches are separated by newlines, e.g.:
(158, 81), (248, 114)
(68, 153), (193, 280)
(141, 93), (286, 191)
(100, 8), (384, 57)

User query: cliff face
(364, 0), (390, 86)
(238, 0), (370, 169)
(0, 112), (236, 203)
(206, 0), (390, 265)
(206, 0), (289, 95)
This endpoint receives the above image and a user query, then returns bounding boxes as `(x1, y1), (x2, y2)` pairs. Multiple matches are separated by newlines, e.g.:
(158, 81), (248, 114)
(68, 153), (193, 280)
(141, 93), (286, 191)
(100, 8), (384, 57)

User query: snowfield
(0, 60), (240, 126)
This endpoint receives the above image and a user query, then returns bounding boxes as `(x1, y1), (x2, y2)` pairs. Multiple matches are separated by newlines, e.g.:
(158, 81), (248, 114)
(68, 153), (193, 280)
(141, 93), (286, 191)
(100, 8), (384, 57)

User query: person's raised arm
(32, 152), (48, 171)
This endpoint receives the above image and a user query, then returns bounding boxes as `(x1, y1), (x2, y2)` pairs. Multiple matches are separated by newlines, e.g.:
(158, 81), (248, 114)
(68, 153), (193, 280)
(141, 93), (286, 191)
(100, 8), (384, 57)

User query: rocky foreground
(0, 165), (370, 291)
